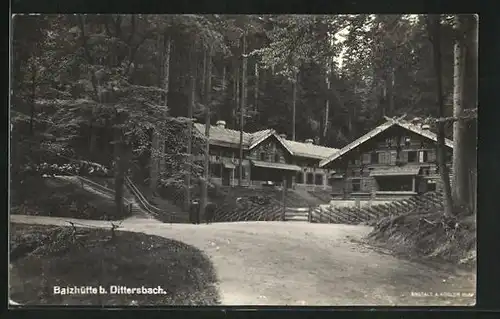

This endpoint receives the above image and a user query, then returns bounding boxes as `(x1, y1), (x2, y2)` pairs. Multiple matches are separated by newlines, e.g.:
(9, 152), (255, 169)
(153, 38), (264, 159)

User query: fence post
(308, 207), (311, 223)
(282, 176), (286, 221)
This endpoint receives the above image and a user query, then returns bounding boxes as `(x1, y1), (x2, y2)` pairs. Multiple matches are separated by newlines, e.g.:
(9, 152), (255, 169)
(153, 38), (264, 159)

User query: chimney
(421, 124), (430, 130)
(279, 133), (287, 140)
(305, 139), (314, 144)
(216, 120), (226, 129)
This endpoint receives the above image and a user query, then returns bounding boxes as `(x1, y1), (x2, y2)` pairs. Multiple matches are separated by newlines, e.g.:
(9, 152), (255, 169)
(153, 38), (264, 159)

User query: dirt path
(10, 215), (475, 306)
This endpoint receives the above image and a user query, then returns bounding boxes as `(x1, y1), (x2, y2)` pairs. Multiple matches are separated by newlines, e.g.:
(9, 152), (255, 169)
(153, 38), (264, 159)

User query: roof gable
(193, 123), (338, 159)
(194, 123), (281, 151)
(319, 118), (454, 167)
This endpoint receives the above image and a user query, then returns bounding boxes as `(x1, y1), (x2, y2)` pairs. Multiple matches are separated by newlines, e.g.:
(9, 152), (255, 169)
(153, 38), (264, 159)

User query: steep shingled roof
(281, 139), (339, 160)
(193, 123), (338, 159)
(319, 118), (454, 168)
(193, 123), (275, 150)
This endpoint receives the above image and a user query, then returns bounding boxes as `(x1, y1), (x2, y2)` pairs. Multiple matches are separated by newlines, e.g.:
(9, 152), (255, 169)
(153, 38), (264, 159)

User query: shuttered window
(390, 151), (397, 165)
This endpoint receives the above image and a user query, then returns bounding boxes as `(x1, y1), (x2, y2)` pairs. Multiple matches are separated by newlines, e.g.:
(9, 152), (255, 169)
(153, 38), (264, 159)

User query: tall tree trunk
(29, 67), (36, 136)
(427, 14), (454, 217)
(200, 48), (213, 219)
(238, 35), (247, 186)
(113, 123), (125, 217)
(234, 65), (240, 129)
(158, 35), (172, 175)
(201, 49), (207, 99)
(387, 68), (395, 116)
(292, 70), (297, 141)
(323, 74), (330, 140)
(222, 64), (226, 91)
(185, 44), (196, 212)
(163, 36), (172, 107)
(150, 33), (165, 191)
(467, 14), (478, 213)
(451, 15), (468, 206)
(254, 61), (259, 112)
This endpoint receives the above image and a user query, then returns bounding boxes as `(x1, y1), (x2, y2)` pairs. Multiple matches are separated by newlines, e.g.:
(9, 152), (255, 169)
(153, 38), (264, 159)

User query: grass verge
(10, 223), (220, 306)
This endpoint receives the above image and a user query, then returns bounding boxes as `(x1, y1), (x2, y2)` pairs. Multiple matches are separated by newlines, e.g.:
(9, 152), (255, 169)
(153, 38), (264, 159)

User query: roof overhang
(319, 118), (454, 168)
(370, 166), (421, 177)
(251, 160), (301, 172)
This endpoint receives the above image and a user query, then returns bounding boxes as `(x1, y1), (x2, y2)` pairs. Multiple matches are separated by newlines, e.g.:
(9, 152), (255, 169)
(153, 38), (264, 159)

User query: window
(351, 170), (356, 177)
(306, 173), (314, 185)
(389, 151), (397, 165)
(404, 137), (411, 147)
(422, 167), (430, 176)
(274, 154), (280, 162)
(376, 176), (413, 191)
(428, 150), (436, 162)
(352, 179), (361, 192)
(427, 181), (437, 191)
(386, 137), (392, 147)
(315, 174), (324, 185)
(418, 151), (428, 163)
(370, 152), (379, 164)
(210, 163), (222, 178)
(296, 172), (304, 184)
(378, 152), (389, 164)
(408, 151), (417, 163)
(260, 152), (266, 161)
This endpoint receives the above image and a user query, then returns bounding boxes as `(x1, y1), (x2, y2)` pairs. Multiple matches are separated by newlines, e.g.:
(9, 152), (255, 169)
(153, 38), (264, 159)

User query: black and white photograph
(10, 14), (477, 306)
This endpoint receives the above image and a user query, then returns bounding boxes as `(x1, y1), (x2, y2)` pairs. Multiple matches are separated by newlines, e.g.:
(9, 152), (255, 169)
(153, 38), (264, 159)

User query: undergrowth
(10, 223), (220, 306)
(367, 206), (476, 269)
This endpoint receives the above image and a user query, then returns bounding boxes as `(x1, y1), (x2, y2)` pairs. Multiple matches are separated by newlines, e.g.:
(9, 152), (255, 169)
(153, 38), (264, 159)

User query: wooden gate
(283, 207), (311, 222)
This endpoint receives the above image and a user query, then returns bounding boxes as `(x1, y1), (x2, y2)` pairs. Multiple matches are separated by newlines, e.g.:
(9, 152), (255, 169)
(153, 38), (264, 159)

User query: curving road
(10, 215), (475, 306)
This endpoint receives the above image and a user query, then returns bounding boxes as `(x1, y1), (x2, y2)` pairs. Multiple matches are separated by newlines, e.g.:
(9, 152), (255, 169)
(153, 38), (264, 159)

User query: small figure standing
(189, 199), (200, 224)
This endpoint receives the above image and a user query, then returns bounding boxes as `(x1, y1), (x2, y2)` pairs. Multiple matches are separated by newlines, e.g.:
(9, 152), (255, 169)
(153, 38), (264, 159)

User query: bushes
(11, 176), (129, 221)
(22, 161), (112, 178)
(367, 206), (476, 268)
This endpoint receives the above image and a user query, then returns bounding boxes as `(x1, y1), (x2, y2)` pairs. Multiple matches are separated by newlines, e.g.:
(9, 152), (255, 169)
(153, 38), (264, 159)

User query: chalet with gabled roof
(193, 120), (339, 190)
(319, 117), (454, 199)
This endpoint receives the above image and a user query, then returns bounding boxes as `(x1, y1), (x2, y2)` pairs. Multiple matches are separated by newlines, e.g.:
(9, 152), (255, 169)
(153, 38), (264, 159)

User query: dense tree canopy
(12, 14), (474, 215)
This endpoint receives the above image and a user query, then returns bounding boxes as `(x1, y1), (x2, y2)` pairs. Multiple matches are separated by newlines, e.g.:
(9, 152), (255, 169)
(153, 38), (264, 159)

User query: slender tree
(427, 14), (454, 217)
(238, 34), (247, 186)
(200, 46), (213, 219)
(291, 69), (297, 141)
(451, 15), (468, 206)
(185, 42), (196, 212)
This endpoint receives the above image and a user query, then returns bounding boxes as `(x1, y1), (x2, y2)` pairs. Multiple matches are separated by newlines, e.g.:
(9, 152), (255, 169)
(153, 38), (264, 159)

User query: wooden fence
(282, 207), (311, 222)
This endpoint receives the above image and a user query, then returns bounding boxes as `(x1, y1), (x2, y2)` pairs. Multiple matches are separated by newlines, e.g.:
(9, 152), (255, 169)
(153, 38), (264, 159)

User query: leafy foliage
(12, 14), (466, 212)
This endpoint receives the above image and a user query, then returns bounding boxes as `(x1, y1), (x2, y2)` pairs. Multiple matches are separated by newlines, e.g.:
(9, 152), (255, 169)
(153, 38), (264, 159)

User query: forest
(11, 14), (477, 217)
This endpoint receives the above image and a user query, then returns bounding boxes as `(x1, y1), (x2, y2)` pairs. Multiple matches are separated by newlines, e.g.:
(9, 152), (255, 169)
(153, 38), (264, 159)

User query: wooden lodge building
(193, 120), (339, 190)
(319, 117), (454, 200)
